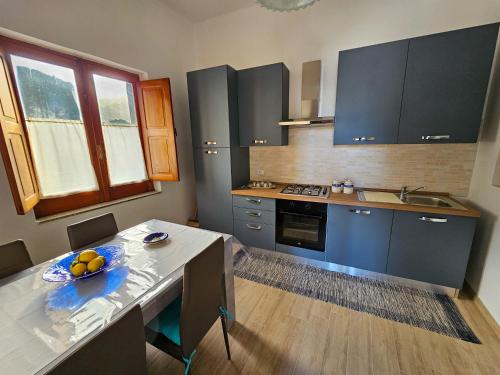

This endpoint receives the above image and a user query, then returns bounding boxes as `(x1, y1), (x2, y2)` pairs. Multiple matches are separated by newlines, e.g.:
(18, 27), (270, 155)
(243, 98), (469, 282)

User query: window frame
(0, 36), (154, 218)
(82, 61), (154, 201)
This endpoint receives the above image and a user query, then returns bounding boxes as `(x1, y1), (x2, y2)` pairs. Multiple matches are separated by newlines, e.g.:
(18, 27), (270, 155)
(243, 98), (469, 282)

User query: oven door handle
(278, 211), (323, 219)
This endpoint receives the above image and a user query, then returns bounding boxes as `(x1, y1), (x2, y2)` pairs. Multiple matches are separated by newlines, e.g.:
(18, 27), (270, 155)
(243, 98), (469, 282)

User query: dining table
(0, 219), (236, 374)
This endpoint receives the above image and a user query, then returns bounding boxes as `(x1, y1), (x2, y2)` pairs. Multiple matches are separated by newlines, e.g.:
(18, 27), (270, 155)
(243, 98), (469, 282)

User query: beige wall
(0, 0), (197, 263)
(194, 0), (500, 323)
(467, 38), (500, 324)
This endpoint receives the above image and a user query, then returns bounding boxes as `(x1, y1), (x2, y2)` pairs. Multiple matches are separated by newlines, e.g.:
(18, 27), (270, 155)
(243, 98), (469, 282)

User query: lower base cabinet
(326, 205), (394, 273)
(386, 211), (477, 288)
(233, 197), (276, 250)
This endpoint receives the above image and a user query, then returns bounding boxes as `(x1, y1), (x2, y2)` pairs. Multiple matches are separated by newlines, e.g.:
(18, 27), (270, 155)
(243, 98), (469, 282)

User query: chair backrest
(180, 236), (225, 357)
(67, 213), (118, 250)
(49, 304), (147, 375)
(0, 240), (33, 279)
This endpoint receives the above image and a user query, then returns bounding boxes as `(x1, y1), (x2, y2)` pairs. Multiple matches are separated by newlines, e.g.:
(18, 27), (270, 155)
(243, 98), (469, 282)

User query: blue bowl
(143, 232), (169, 244)
(43, 245), (124, 282)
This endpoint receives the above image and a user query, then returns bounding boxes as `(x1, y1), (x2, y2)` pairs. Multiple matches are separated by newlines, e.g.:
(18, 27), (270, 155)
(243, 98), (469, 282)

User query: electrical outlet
(257, 169), (265, 176)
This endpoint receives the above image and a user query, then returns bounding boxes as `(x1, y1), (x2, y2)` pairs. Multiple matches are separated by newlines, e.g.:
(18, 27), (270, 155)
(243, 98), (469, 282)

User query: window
(93, 74), (148, 186)
(11, 55), (99, 198)
(0, 36), (179, 218)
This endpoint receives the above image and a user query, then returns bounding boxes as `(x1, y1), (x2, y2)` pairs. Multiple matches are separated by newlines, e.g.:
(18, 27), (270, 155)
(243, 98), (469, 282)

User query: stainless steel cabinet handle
(245, 211), (262, 217)
(350, 209), (371, 215)
(421, 135), (450, 140)
(418, 216), (448, 223)
(204, 141), (217, 145)
(252, 139), (268, 144)
(246, 198), (262, 204)
(353, 136), (375, 142)
(246, 224), (262, 230)
(205, 150), (218, 155)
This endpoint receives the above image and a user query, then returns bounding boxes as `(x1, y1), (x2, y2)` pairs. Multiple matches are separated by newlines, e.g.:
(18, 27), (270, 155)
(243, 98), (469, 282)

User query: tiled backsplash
(250, 126), (477, 197)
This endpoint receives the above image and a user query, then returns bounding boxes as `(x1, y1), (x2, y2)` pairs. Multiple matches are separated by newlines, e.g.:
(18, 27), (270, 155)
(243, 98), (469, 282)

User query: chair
(0, 240), (33, 279)
(145, 237), (231, 374)
(49, 304), (147, 375)
(67, 213), (118, 250)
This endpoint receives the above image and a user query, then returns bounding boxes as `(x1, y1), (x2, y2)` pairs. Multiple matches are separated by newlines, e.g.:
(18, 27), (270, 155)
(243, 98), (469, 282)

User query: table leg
(223, 236), (236, 330)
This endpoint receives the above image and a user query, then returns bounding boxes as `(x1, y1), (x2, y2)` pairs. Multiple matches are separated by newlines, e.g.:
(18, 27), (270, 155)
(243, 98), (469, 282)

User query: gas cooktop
(280, 184), (330, 198)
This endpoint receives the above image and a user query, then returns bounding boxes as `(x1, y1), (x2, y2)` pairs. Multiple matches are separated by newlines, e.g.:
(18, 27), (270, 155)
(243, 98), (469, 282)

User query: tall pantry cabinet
(187, 65), (249, 234)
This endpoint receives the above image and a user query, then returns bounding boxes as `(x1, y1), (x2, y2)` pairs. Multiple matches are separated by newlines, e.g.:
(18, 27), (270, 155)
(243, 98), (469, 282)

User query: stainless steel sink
(400, 195), (452, 208)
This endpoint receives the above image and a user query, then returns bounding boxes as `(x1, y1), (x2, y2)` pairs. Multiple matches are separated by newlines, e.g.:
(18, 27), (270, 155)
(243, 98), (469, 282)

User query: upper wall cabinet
(187, 65), (239, 148)
(334, 40), (409, 145)
(238, 63), (289, 146)
(334, 23), (499, 145)
(398, 24), (499, 144)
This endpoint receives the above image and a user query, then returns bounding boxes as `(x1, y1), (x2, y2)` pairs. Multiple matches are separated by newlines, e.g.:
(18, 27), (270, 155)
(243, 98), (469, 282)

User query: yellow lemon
(70, 262), (87, 277)
(87, 256), (105, 273)
(78, 249), (99, 263)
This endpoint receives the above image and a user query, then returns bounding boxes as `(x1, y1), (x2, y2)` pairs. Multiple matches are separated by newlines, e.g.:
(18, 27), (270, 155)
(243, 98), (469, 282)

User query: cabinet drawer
(234, 220), (275, 251)
(233, 195), (275, 211)
(233, 206), (275, 225)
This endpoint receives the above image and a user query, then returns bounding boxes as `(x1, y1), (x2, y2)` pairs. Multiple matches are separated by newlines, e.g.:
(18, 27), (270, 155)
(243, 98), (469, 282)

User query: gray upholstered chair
(48, 304), (147, 375)
(145, 237), (231, 374)
(67, 213), (118, 251)
(0, 239), (33, 279)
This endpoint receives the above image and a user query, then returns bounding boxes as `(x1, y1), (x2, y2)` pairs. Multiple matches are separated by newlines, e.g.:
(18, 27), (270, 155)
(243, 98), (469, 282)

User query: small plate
(43, 245), (124, 283)
(143, 232), (169, 244)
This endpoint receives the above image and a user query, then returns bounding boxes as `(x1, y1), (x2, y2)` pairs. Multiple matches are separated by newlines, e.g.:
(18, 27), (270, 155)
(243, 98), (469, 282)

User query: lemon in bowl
(77, 249), (99, 263)
(87, 256), (106, 273)
(69, 261), (87, 277)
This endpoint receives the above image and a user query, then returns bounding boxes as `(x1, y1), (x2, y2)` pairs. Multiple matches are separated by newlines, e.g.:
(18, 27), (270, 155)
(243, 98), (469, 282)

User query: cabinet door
(398, 24), (499, 144)
(387, 211), (476, 288)
(238, 63), (289, 146)
(326, 205), (394, 273)
(193, 148), (234, 234)
(188, 66), (237, 148)
(334, 40), (408, 145)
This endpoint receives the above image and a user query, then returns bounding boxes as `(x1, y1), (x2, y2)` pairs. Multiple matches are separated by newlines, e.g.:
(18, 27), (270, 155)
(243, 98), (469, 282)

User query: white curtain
(26, 120), (99, 198)
(101, 125), (148, 186)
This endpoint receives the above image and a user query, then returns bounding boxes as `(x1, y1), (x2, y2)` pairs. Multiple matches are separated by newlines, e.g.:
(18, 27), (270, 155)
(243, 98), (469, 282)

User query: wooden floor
(147, 277), (500, 375)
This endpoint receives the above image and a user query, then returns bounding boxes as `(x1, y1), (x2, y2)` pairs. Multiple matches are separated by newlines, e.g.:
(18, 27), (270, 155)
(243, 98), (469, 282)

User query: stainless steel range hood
(279, 60), (334, 126)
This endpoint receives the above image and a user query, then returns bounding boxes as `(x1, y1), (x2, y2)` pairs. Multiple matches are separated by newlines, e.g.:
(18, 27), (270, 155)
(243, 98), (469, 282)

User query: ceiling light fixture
(256, 0), (319, 12)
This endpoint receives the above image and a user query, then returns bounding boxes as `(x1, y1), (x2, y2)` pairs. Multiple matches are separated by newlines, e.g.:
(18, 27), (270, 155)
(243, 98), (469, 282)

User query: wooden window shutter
(0, 50), (40, 214)
(137, 78), (179, 181)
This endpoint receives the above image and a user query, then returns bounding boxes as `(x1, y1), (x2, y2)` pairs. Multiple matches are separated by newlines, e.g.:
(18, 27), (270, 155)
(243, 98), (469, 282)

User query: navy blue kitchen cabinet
(238, 63), (289, 146)
(193, 148), (249, 234)
(325, 205), (394, 273)
(386, 211), (477, 288)
(187, 65), (239, 148)
(398, 23), (499, 144)
(334, 40), (409, 145)
(188, 65), (249, 234)
(233, 197), (276, 250)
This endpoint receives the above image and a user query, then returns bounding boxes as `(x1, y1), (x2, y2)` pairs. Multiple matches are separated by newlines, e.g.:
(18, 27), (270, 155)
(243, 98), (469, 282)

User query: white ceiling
(162, 0), (256, 22)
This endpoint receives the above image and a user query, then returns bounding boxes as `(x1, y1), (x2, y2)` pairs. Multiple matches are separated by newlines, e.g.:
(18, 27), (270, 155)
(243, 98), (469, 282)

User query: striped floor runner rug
(233, 248), (479, 344)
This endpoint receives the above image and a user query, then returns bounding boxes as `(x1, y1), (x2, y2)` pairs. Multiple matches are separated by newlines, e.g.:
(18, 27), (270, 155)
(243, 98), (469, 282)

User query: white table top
(0, 219), (223, 375)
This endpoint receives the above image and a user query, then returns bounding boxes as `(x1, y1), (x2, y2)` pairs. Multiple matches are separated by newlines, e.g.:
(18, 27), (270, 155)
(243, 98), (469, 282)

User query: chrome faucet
(399, 186), (425, 201)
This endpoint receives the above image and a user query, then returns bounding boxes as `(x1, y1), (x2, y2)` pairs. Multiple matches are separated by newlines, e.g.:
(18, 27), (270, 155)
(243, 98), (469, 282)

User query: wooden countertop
(231, 184), (480, 218)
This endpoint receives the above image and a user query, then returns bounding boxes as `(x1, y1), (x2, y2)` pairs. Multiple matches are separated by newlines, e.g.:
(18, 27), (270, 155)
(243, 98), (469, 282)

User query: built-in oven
(276, 199), (327, 252)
